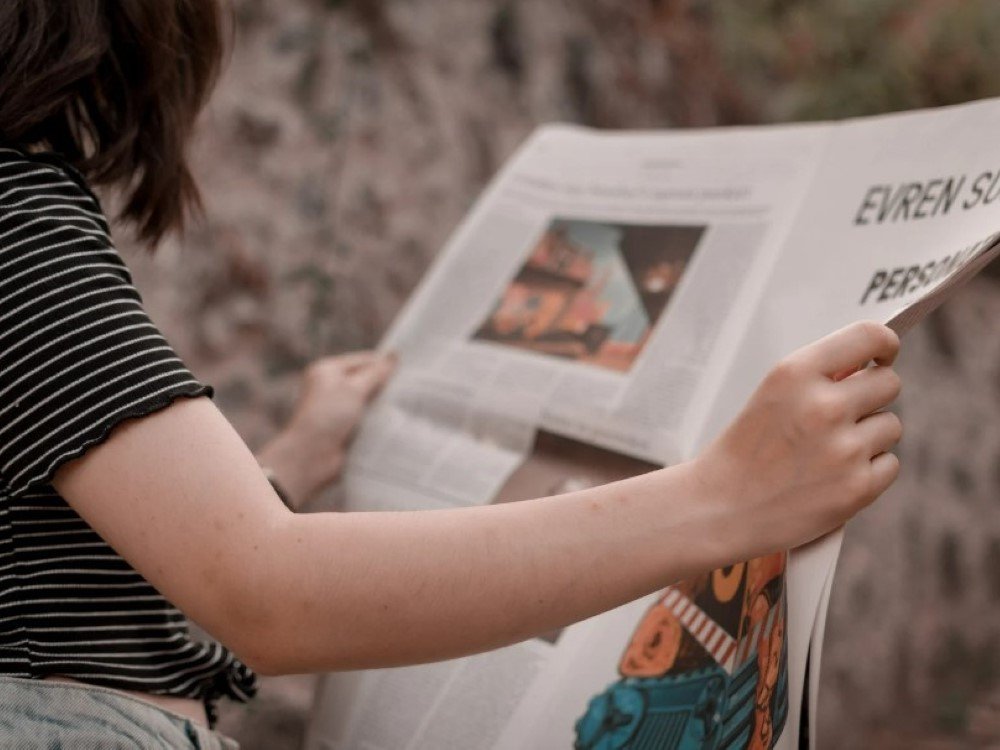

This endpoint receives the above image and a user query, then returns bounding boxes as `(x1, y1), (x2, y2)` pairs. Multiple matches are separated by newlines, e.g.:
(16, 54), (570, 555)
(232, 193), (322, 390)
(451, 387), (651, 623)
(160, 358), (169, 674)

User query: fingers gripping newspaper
(305, 98), (1000, 750)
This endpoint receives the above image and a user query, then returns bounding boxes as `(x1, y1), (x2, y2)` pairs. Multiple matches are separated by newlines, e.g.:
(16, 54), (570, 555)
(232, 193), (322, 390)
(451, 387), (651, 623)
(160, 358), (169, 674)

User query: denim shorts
(0, 675), (240, 749)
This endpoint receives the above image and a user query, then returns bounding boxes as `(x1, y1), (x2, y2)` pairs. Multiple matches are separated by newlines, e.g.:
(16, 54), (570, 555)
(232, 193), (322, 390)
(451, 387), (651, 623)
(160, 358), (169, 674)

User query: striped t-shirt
(0, 146), (257, 723)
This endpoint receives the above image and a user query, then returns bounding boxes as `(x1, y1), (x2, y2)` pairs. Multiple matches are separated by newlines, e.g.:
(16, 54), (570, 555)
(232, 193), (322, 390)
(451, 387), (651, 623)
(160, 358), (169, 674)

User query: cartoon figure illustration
(575, 553), (788, 750)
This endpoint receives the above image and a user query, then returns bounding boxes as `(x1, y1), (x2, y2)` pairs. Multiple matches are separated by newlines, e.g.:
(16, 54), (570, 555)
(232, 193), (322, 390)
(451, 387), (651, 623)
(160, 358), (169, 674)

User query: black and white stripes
(0, 147), (257, 721)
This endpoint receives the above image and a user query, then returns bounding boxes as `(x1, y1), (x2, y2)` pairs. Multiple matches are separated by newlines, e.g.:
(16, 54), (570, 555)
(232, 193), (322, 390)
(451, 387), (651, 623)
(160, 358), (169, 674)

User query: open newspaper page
(682, 98), (1000, 750)
(307, 98), (1000, 750)
(305, 122), (832, 750)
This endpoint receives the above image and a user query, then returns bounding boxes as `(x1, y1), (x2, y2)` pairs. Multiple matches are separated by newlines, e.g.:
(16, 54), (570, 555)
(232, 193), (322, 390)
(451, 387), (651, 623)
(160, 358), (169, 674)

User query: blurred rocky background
(115, 0), (1000, 747)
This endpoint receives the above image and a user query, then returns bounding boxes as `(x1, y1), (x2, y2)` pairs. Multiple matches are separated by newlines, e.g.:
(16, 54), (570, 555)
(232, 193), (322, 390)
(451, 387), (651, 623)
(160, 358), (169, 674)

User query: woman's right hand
(690, 320), (903, 561)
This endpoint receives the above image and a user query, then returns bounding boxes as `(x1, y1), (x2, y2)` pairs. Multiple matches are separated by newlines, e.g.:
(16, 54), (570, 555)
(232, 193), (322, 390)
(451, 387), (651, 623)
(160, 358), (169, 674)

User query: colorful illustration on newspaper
(474, 218), (705, 372)
(492, 430), (790, 750)
(575, 554), (788, 750)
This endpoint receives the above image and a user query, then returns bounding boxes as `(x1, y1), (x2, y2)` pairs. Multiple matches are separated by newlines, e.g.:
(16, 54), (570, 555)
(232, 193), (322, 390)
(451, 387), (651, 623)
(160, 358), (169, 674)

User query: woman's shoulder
(0, 146), (107, 215)
(1, 144), (71, 177)
(0, 145), (114, 249)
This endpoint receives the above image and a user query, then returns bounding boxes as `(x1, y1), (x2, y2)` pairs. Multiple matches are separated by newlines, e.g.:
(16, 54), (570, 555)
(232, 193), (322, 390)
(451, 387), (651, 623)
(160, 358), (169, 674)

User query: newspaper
(305, 97), (1000, 750)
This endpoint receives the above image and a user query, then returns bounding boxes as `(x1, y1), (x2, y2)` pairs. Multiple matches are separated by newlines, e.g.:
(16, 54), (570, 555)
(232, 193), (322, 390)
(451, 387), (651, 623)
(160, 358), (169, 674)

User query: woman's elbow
(199, 565), (297, 676)
(214, 600), (297, 677)
(232, 632), (292, 677)
(221, 605), (376, 677)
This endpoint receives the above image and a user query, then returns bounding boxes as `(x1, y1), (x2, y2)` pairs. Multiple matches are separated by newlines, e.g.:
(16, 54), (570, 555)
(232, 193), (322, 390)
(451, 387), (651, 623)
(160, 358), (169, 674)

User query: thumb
(347, 354), (397, 400)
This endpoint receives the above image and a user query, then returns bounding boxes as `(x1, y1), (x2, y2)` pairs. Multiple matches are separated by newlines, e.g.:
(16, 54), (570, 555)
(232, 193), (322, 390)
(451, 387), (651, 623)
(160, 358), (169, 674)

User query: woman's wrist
(643, 459), (748, 580)
(261, 465), (296, 510)
(673, 455), (751, 569)
(255, 429), (344, 511)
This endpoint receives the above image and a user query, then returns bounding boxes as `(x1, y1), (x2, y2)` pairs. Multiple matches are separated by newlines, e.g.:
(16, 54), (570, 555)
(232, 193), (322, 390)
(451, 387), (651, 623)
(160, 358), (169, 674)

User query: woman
(0, 2), (903, 748)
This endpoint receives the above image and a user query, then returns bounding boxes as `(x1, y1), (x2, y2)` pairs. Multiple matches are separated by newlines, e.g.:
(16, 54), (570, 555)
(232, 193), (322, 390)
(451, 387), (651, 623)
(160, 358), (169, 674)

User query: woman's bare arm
(51, 320), (902, 676)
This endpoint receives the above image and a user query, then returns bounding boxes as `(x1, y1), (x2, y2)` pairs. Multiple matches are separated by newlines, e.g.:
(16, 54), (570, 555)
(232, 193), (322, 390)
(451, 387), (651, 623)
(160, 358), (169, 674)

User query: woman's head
(0, 1), (227, 247)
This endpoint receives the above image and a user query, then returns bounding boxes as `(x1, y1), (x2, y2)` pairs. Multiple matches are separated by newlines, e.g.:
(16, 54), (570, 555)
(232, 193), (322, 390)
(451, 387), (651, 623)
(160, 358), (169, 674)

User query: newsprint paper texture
(305, 97), (1000, 750)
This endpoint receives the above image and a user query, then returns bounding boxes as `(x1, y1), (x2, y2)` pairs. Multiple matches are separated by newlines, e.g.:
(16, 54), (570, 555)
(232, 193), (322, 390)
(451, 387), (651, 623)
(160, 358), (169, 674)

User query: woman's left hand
(257, 350), (397, 509)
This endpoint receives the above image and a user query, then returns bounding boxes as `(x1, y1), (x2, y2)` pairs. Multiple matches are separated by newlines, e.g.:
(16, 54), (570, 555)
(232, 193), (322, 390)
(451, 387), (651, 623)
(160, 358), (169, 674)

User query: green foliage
(927, 628), (1000, 734)
(715, 0), (1000, 122)
(935, 687), (969, 734)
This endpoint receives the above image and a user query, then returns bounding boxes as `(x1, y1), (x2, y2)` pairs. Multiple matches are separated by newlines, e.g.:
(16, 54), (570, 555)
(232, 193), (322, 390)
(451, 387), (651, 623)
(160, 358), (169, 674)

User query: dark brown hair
(0, 1), (228, 248)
